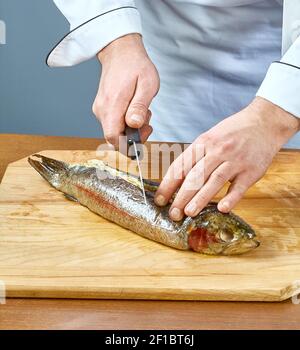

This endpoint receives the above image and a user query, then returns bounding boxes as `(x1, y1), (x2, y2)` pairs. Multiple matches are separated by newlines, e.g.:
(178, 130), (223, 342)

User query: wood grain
(0, 134), (299, 330)
(0, 134), (101, 182)
(0, 148), (300, 301)
(1, 298), (300, 330)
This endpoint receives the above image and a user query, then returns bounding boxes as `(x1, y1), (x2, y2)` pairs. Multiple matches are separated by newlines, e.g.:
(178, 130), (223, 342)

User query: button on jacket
(48, 0), (300, 148)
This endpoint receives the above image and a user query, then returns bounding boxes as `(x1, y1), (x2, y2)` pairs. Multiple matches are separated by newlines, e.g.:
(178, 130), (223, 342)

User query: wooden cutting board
(0, 149), (300, 301)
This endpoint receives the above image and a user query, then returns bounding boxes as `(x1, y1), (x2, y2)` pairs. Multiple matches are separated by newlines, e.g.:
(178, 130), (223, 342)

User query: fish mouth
(221, 238), (260, 255)
(187, 221), (260, 255)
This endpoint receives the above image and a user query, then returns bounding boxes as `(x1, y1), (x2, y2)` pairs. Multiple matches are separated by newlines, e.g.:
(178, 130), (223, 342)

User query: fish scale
(28, 154), (260, 255)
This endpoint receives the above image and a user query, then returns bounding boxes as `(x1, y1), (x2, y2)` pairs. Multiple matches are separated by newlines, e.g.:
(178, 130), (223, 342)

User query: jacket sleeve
(47, 0), (142, 67)
(256, 2), (300, 118)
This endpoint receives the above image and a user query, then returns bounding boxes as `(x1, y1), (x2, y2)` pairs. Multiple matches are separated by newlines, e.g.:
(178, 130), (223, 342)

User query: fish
(28, 154), (260, 255)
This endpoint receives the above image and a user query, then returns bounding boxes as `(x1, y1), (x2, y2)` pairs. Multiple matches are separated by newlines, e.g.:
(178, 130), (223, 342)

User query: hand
(154, 97), (300, 221)
(93, 34), (160, 147)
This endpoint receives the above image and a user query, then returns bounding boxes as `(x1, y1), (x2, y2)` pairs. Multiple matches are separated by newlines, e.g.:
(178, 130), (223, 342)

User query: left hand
(154, 97), (300, 221)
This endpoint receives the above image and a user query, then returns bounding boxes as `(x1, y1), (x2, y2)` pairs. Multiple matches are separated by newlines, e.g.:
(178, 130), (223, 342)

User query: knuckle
(92, 98), (107, 118)
(104, 131), (118, 144)
(185, 172), (202, 191)
(98, 91), (111, 105)
(195, 192), (208, 205)
(201, 132), (212, 142)
(197, 132), (207, 143)
(130, 101), (148, 112)
(92, 102), (97, 115)
(92, 100), (101, 116)
(220, 139), (235, 153)
(201, 132), (217, 147)
(234, 183), (247, 196)
(212, 171), (227, 184)
(140, 68), (160, 91)
(234, 154), (245, 165)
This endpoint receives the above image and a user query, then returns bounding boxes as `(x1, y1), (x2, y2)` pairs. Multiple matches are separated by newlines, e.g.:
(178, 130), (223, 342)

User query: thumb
(125, 79), (154, 128)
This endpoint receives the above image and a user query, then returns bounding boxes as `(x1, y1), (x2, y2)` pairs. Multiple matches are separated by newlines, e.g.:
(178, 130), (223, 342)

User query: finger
(138, 109), (152, 127)
(183, 162), (234, 218)
(217, 173), (253, 213)
(145, 109), (152, 124)
(125, 79), (155, 128)
(93, 77), (137, 147)
(100, 109), (126, 147)
(154, 140), (206, 207)
(168, 156), (222, 220)
(140, 124), (153, 143)
(95, 90), (131, 147)
(139, 110), (152, 142)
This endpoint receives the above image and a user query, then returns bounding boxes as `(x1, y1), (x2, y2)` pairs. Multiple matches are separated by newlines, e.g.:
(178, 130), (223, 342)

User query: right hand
(93, 34), (160, 147)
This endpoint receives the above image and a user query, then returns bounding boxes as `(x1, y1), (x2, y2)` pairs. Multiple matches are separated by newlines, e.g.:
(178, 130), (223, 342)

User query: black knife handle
(124, 126), (142, 160)
(125, 126), (141, 145)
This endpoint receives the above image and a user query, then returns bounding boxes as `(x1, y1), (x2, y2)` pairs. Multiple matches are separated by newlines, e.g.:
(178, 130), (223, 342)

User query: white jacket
(47, 0), (300, 146)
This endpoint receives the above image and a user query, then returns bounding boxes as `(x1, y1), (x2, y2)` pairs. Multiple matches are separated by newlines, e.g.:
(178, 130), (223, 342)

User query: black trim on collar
(273, 61), (300, 71)
(46, 6), (138, 67)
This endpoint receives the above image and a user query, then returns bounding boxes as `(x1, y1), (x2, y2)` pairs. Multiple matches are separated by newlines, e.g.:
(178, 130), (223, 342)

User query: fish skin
(28, 154), (260, 255)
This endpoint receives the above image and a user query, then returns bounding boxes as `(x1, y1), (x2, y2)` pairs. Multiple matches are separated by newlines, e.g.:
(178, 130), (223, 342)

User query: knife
(125, 126), (147, 204)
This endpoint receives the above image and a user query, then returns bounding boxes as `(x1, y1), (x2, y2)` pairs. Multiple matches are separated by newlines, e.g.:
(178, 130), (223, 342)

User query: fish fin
(31, 154), (68, 172)
(28, 154), (68, 188)
(84, 159), (160, 192)
(122, 174), (159, 192)
(103, 163), (160, 192)
(64, 193), (78, 202)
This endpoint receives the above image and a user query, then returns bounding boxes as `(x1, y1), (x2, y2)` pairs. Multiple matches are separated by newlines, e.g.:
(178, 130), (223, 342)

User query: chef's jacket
(48, 0), (300, 148)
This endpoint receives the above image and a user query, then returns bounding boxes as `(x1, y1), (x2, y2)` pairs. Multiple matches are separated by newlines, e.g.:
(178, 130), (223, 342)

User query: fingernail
(155, 194), (167, 206)
(219, 201), (230, 212)
(130, 114), (143, 124)
(170, 207), (183, 221)
(185, 203), (198, 217)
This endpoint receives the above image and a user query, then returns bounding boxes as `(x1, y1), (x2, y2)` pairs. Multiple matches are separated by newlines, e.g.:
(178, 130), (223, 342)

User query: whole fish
(28, 154), (260, 255)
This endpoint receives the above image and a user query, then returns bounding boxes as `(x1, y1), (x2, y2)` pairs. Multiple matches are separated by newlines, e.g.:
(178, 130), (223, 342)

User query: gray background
(0, 0), (103, 138)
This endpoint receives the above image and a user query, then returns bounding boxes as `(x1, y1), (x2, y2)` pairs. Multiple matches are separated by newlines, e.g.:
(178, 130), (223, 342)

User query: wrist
(250, 97), (300, 146)
(97, 33), (144, 64)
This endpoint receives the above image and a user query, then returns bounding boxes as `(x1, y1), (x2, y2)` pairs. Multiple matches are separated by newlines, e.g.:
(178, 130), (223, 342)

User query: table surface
(0, 133), (299, 330)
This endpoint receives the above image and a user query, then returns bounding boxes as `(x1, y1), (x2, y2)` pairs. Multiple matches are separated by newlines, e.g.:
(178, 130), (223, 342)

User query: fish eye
(219, 230), (234, 242)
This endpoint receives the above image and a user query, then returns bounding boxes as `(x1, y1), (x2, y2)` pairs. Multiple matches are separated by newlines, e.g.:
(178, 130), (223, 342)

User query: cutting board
(0, 149), (300, 301)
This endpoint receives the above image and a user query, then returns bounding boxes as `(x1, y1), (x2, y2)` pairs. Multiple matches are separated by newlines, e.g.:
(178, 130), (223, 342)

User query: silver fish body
(28, 155), (260, 255)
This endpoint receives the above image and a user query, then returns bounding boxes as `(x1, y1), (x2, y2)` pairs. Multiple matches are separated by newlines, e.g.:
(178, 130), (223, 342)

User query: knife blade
(125, 126), (147, 204)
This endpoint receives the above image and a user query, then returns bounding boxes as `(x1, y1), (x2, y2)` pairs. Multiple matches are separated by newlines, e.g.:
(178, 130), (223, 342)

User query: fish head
(187, 204), (260, 255)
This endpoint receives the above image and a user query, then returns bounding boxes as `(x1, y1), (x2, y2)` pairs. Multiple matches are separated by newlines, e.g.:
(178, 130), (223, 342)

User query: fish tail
(28, 154), (69, 188)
